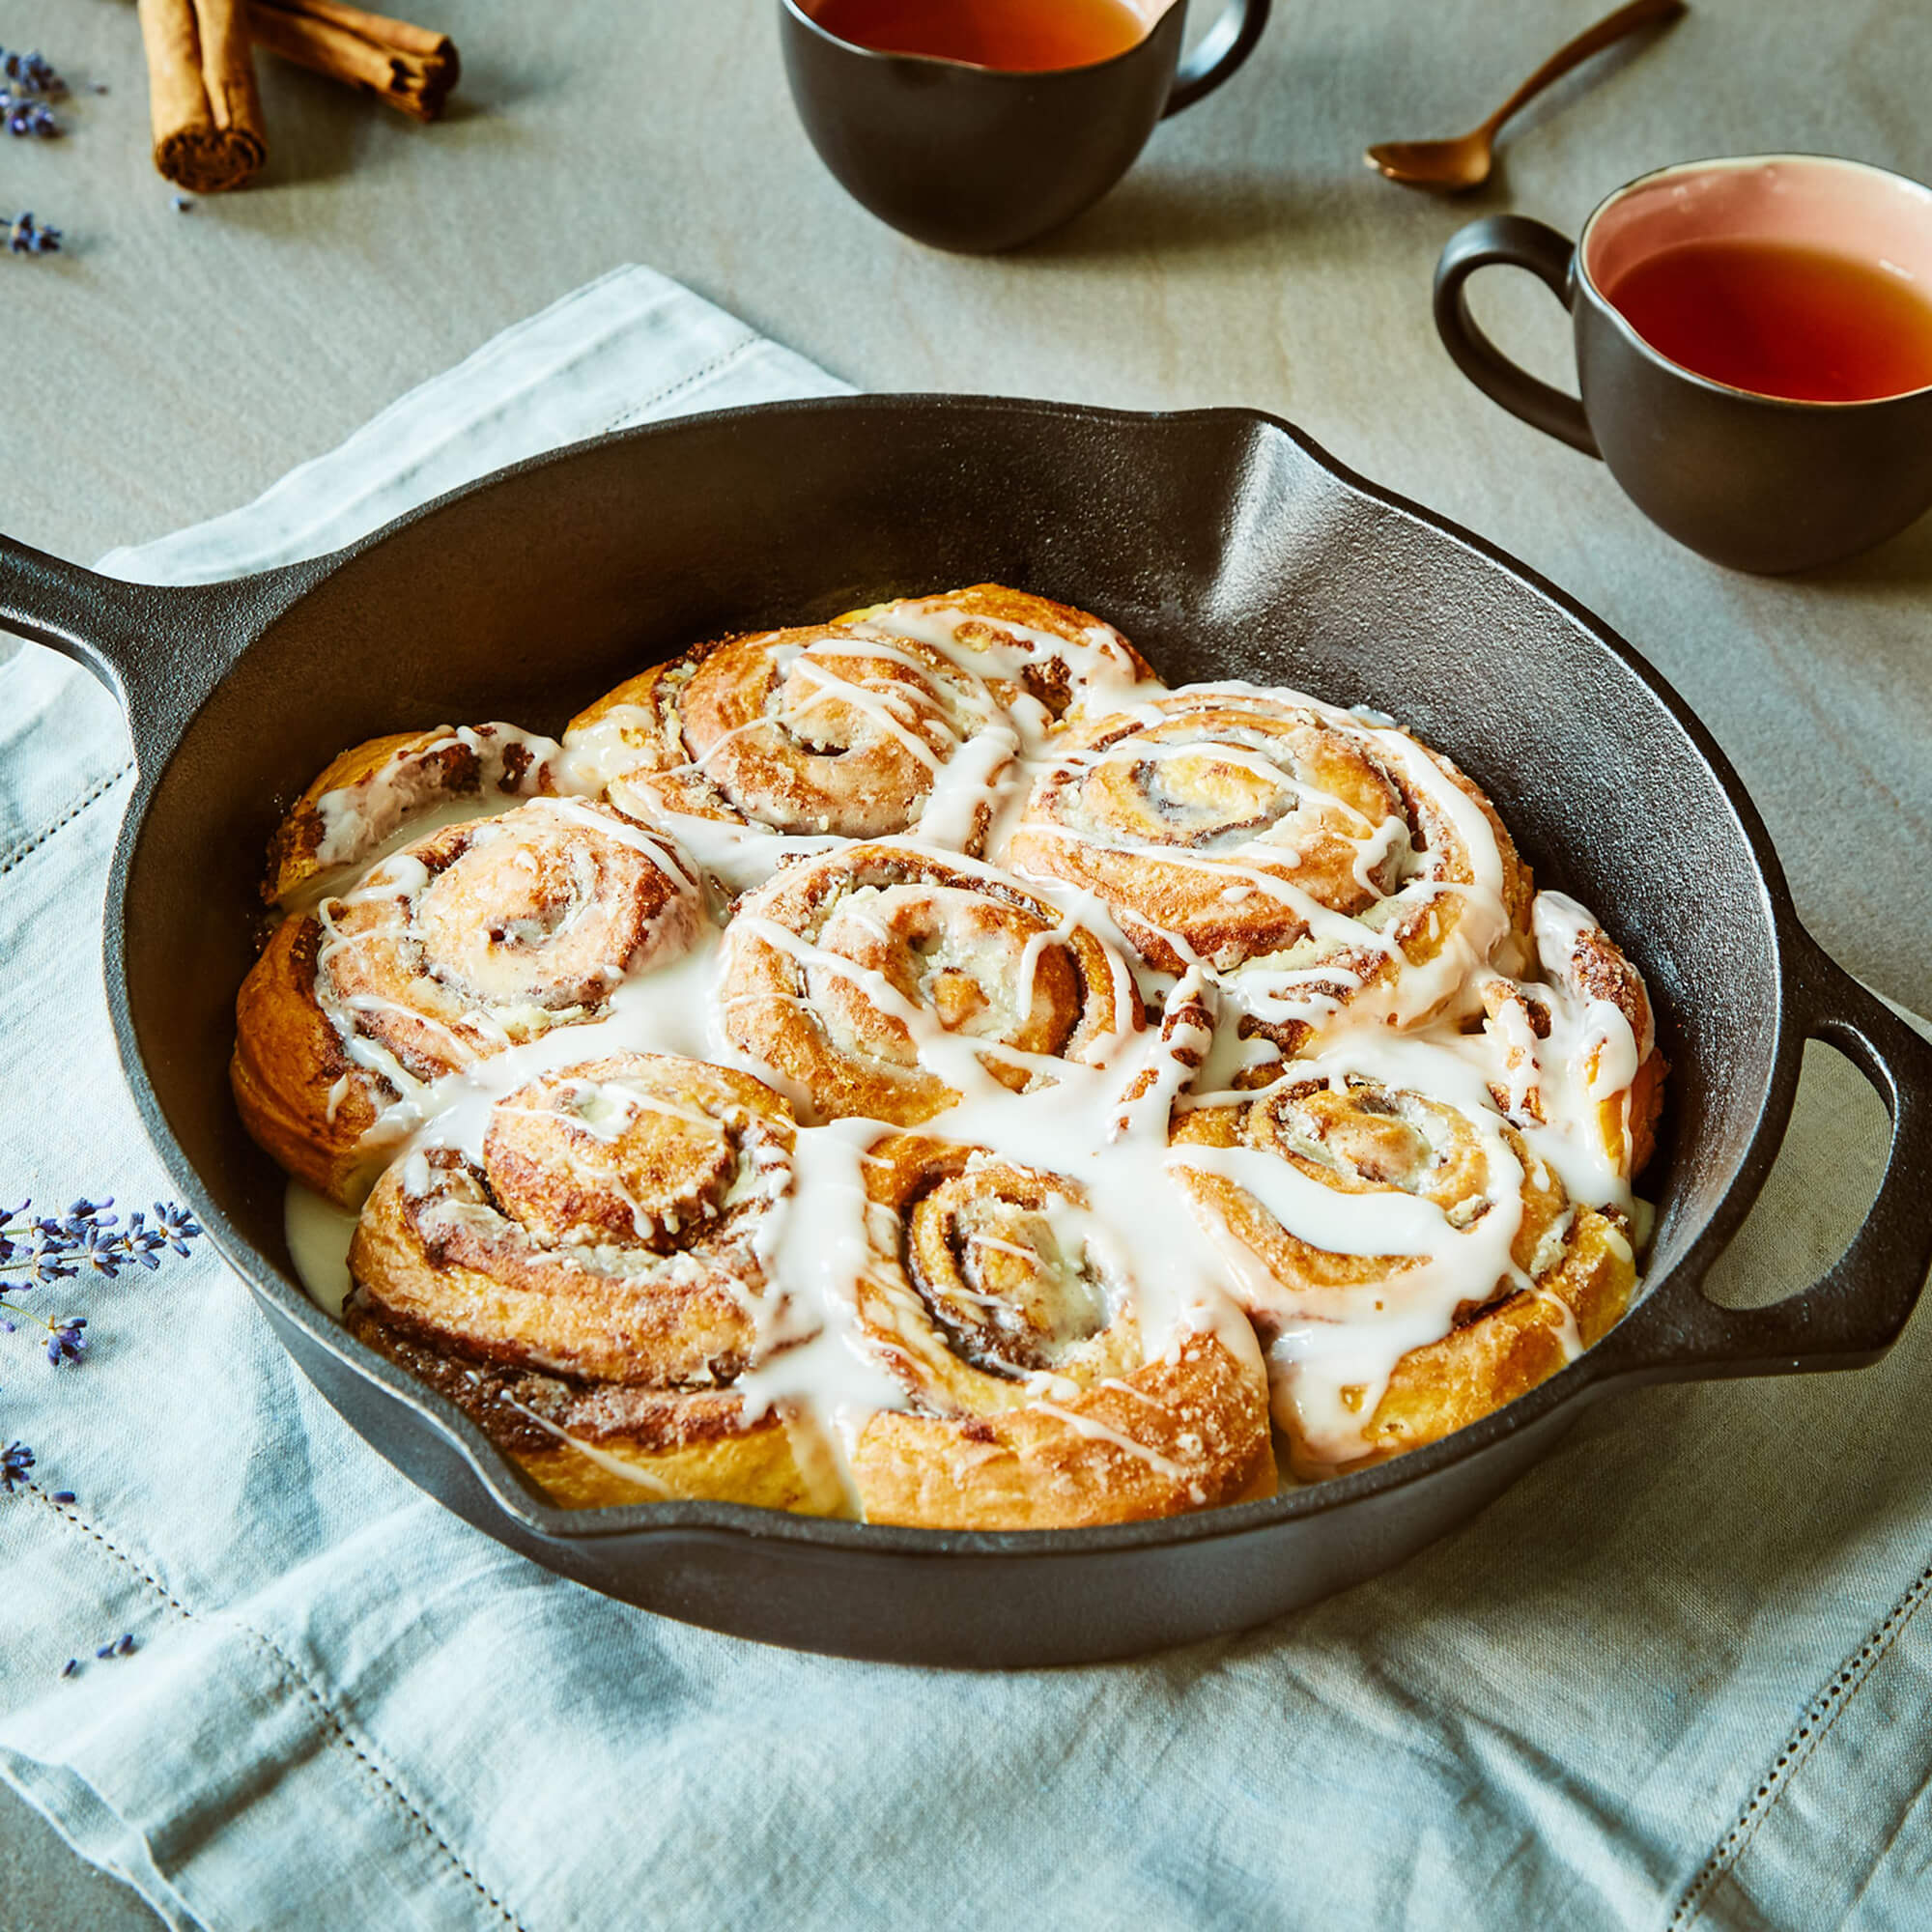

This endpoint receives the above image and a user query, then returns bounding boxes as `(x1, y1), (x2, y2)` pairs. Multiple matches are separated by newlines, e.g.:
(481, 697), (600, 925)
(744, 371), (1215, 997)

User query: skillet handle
(0, 530), (315, 777)
(1596, 927), (1932, 1383)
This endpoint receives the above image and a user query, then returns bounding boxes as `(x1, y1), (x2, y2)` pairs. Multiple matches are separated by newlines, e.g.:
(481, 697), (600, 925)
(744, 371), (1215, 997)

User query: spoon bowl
(1364, 130), (1495, 194)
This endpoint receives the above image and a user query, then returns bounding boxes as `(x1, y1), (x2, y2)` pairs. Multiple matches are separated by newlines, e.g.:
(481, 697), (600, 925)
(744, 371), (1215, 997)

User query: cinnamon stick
(248, 0), (460, 123)
(138, 0), (269, 192)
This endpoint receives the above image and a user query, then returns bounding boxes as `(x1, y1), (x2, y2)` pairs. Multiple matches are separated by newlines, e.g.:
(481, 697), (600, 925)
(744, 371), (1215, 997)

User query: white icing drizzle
(279, 646), (1659, 1492)
(496, 1392), (676, 1497)
(297, 724), (581, 909)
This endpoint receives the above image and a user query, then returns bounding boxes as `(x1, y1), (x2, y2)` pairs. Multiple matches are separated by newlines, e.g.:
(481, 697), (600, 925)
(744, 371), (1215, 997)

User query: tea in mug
(1605, 239), (1932, 403)
(808, 0), (1147, 71)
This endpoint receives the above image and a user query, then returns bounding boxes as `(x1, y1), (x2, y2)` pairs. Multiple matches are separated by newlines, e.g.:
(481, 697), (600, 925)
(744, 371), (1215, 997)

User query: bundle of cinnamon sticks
(137, 0), (460, 193)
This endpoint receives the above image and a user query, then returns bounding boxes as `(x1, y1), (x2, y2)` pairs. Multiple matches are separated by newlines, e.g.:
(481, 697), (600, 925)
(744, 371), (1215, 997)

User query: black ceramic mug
(1435, 155), (1932, 574)
(779, 0), (1271, 253)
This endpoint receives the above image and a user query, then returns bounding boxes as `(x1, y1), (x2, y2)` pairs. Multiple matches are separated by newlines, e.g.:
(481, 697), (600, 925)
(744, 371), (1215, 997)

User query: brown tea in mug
(1605, 239), (1932, 402)
(809, 0), (1147, 71)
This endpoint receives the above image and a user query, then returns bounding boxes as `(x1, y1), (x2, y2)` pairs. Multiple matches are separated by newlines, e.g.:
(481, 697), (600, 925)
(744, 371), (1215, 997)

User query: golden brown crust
(1332, 1209), (1631, 1478)
(231, 914), (396, 1203)
(721, 842), (1141, 1125)
(344, 1295), (845, 1514)
(265, 724), (561, 909)
(1009, 687), (1535, 1054)
(563, 623), (1012, 846)
(836, 582), (1157, 724)
(349, 1055), (796, 1385)
(234, 799), (698, 1208)
(1480, 901), (1668, 1183)
(344, 1053), (849, 1513)
(847, 1135), (1273, 1528)
(1168, 1075), (1636, 1479)
(1559, 917), (1668, 1179)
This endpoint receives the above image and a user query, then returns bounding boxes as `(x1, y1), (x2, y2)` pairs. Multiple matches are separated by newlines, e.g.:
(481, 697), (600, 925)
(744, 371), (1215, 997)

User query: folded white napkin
(97, 264), (851, 584)
(1, 268), (1926, 1932)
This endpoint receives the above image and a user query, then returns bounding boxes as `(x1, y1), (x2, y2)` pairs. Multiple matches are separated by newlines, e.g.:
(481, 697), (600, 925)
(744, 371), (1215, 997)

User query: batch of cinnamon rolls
(233, 583), (1666, 1529)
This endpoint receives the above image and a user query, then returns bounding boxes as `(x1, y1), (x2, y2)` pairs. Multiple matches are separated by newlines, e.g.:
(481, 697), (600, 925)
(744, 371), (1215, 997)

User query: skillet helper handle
(1433, 215), (1602, 457)
(1605, 930), (1932, 1381)
(1163, 0), (1271, 116)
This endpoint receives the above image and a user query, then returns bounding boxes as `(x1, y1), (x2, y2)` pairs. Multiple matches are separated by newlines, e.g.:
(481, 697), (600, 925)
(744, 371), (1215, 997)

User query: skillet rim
(100, 392), (1807, 1561)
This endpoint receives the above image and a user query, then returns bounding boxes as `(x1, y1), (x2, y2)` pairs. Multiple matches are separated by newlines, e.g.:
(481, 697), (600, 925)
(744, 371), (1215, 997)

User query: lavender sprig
(1, 1440), (33, 1491)
(0, 1198), (202, 1366)
(0, 47), (67, 136)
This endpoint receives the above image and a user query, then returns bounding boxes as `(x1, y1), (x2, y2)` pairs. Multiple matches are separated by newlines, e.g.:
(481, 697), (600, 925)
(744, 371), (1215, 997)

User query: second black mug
(1435, 155), (1932, 575)
(779, 0), (1272, 253)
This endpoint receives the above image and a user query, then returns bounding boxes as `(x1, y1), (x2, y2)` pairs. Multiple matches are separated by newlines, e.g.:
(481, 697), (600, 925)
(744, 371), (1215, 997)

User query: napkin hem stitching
(26, 1483), (533, 1932)
(228, 1628), (531, 1932)
(0, 762), (135, 883)
(603, 336), (759, 432)
(1664, 1549), (1932, 1928)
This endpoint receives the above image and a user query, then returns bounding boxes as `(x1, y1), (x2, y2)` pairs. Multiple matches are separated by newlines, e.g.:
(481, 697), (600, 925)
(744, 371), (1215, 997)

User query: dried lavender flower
(59, 1658), (77, 1678)
(1, 1440), (32, 1490)
(45, 1316), (87, 1366)
(6, 212), (60, 255)
(49, 1489), (74, 1504)
(3, 99), (58, 138)
(0, 49), (66, 99)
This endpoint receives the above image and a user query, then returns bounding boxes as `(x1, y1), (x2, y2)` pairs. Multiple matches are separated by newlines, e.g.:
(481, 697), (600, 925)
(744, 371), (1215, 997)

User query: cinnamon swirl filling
(344, 1054), (843, 1513)
(564, 624), (1017, 853)
(1009, 686), (1534, 1056)
(1169, 1067), (1634, 1477)
(719, 843), (1141, 1124)
(847, 1137), (1273, 1528)
(232, 798), (698, 1204)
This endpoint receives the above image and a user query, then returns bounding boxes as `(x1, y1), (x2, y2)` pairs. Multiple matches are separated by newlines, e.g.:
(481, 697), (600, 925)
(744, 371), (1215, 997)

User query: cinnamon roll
(344, 1053), (844, 1512)
(1169, 1061), (1635, 1479)
(562, 621), (1018, 865)
(265, 723), (569, 910)
(234, 798), (700, 1205)
(838, 582), (1156, 731)
(846, 1135), (1273, 1528)
(1008, 686), (1534, 1057)
(719, 842), (1141, 1124)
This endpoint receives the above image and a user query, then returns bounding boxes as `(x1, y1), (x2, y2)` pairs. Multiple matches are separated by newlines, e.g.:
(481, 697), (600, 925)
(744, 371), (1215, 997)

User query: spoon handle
(1483, 0), (1687, 137)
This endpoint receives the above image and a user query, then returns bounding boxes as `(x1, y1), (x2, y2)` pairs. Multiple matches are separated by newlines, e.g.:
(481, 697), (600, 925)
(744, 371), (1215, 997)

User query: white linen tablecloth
(2, 268), (1927, 1932)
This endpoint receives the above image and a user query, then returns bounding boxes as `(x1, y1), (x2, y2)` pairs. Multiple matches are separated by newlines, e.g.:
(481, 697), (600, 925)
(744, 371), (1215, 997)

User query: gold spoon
(1366, 0), (1688, 193)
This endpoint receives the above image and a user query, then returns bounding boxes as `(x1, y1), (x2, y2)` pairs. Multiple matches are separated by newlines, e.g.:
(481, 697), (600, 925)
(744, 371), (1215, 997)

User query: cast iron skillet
(6, 397), (1929, 1667)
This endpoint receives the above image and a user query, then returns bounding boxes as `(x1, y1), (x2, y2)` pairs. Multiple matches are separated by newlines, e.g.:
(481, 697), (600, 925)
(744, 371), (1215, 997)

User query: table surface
(5, 0), (1927, 1921)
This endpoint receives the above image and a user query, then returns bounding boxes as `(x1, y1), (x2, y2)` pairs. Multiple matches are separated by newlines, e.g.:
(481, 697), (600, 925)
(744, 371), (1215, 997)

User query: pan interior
(117, 401), (1781, 1404)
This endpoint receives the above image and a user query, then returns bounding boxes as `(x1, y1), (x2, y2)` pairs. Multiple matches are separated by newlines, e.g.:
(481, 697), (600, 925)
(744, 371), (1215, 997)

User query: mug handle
(1163, 0), (1271, 115)
(1433, 214), (1602, 457)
